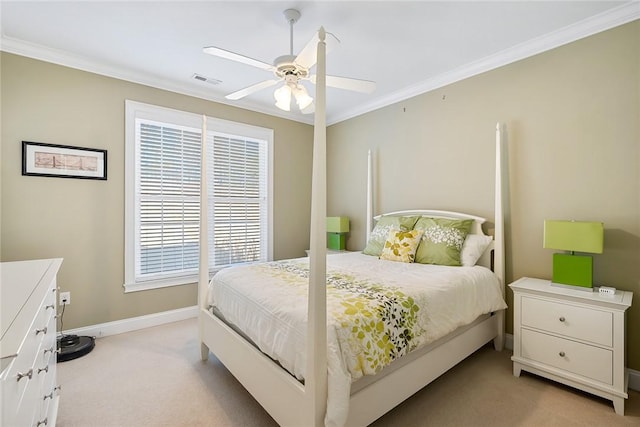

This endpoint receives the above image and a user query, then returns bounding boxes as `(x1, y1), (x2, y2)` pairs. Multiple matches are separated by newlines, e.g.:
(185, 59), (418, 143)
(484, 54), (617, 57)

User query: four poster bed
(198, 29), (507, 427)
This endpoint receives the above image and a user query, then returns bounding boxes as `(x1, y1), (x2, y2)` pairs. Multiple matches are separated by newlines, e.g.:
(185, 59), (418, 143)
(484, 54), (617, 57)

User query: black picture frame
(22, 141), (107, 180)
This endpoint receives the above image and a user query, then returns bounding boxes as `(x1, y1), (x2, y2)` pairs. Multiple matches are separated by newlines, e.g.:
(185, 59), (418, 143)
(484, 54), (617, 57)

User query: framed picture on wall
(22, 141), (107, 180)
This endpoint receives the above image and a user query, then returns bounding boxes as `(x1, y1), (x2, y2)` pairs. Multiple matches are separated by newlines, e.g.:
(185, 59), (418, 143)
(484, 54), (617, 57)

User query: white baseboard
(628, 368), (640, 392)
(505, 332), (513, 351)
(503, 333), (638, 391)
(62, 305), (198, 338)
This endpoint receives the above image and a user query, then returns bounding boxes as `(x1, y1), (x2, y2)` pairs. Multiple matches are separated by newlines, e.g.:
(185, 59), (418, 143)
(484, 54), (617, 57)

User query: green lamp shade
(326, 217), (349, 233)
(327, 217), (349, 250)
(544, 220), (604, 290)
(543, 220), (603, 254)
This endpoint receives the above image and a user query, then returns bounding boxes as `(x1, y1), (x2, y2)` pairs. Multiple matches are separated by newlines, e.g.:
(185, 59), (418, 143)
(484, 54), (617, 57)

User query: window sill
(123, 274), (200, 293)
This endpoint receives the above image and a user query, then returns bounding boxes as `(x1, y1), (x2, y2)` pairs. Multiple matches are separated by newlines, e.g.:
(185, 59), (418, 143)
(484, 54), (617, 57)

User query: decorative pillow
(460, 234), (493, 266)
(413, 217), (473, 266)
(380, 229), (424, 263)
(363, 215), (420, 256)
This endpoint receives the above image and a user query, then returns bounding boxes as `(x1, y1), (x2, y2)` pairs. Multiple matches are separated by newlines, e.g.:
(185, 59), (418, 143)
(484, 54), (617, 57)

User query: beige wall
(328, 22), (640, 369)
(1, 21), (639, 368)
(1, 53), (313, 330)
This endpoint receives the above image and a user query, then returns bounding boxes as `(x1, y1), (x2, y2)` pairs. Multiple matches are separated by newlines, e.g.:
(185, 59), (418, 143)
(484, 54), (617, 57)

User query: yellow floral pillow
(380, 229), (424, 263)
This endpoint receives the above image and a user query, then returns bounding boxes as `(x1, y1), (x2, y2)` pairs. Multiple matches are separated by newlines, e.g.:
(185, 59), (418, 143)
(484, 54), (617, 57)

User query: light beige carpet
(57, 318), (639, 426)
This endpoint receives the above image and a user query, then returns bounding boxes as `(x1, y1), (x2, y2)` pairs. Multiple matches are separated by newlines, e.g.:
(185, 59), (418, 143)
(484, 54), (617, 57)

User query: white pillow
(460, 234), (493, 266)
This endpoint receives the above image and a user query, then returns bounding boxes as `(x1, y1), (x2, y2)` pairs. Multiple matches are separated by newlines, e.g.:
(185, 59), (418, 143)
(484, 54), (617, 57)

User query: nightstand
(510, 277), (633, 415)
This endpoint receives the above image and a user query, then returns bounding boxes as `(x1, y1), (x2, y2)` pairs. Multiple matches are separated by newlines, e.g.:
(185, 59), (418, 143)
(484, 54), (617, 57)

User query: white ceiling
(1, 1), (638, 125)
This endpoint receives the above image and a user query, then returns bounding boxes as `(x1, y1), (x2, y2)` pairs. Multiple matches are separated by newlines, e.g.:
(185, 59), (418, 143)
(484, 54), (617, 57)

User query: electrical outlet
(60, 291), (71, 305)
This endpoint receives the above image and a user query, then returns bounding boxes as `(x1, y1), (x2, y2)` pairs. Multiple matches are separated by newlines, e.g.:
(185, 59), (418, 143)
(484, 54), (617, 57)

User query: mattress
(208, 251), (507, 426)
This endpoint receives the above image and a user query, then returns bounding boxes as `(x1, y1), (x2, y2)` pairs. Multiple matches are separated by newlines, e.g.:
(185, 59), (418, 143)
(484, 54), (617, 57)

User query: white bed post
(306, 27), (328, 426)
(199, 115), (210, 361)
(493, 122), (506, 351)
(366, 149), (373, 242)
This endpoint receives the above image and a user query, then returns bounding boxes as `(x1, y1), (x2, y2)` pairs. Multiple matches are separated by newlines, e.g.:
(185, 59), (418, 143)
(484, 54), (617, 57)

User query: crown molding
(327, 2), (640, 125)
(2, 2), (637, 127)
(0, 36), (314, 125)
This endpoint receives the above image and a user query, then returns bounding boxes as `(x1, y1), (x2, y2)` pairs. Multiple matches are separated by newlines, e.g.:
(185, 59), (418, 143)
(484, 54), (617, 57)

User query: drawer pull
(35, 326), (48, 335)
(36, 417), (48, 426)
(559, 351), (566, 357)
(44, 391), (54, 401)
(16, 369), (33, 381)
(44, 346), (55, 355)
(45, 303), (55, 310)
(559, 317), (565, 322)
(38, 365), (49, 374)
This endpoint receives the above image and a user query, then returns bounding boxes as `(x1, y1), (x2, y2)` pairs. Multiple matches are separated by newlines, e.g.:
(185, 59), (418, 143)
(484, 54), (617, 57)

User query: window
(125, 101), (273, 292)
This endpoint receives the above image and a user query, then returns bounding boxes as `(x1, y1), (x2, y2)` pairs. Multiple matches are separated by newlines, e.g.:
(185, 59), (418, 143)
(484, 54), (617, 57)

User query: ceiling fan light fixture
(293, 84), (313, 110)
(274, 84), (292, 111)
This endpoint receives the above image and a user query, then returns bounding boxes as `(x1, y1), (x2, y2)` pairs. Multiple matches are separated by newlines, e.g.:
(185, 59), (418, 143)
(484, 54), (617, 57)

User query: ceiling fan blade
(203, 46), (274, 71)
(225, 79), (279, 100)
(294, 31), (339, 70)
(310, 75), (376, 94)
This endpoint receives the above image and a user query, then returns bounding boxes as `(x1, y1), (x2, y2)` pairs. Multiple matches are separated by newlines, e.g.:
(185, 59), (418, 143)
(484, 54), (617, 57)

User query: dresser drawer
(38, 380), (58, 427)
(522, 328), (612, 384)
(2, 355), (41, 427)
(2, 259), (62, 427)
(521, 296), (612, 347)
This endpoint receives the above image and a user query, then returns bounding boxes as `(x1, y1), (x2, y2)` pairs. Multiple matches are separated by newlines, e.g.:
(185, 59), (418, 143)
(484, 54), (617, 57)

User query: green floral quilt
(264, 260), (423, 376)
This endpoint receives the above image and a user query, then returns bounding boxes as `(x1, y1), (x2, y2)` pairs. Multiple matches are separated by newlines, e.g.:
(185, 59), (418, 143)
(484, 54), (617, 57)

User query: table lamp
(326, 216), (349, 250)
(543, 220), (604, 290)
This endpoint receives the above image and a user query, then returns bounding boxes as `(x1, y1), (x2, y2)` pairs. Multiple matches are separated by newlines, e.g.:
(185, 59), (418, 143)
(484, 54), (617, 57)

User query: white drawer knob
(559, 351), (566, 357)
(38, 365), (49, 374)
(35, 326), (48, 335)
(45, 304), (55, 310)
(36, 417), (48, 426)
(559, 317), (565, 322)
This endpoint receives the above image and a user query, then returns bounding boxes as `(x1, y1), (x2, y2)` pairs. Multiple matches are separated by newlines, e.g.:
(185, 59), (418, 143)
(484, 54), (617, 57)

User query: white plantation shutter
(125, 101), (272, 292)
(211, 133), (268, 266)
(138, 120), (201, 279)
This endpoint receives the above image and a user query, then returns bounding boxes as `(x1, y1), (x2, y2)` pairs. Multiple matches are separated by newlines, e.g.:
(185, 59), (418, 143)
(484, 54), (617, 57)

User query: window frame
(124, 100), (273, 292)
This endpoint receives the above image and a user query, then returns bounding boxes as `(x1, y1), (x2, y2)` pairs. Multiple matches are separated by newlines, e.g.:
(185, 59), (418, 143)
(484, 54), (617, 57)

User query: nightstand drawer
(521, 296), (612, 347)
(522, 329), (612, 384)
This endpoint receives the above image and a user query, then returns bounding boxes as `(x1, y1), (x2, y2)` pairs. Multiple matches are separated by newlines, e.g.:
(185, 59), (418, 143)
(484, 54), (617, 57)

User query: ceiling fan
(203, 8), (376, 114)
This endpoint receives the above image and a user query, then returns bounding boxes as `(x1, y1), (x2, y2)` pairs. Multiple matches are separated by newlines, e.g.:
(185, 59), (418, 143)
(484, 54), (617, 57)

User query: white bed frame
(198, 29), (506, 427)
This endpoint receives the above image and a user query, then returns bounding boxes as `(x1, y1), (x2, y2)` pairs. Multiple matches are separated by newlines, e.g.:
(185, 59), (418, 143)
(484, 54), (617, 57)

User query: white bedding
(208, 251), (507, 426)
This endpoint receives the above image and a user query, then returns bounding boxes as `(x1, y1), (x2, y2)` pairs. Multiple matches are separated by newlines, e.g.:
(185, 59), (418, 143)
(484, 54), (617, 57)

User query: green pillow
(363, 215), (420, 256)
(414, 217), (473, 266)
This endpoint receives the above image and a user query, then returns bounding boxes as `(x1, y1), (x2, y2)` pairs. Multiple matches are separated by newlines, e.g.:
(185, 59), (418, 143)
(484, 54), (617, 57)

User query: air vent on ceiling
(192, 73), (222, 85)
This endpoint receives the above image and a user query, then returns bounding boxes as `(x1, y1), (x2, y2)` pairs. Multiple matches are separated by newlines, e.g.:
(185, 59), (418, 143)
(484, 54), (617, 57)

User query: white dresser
(510, 277), (633, 415)
(1, 258), (63, 427)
